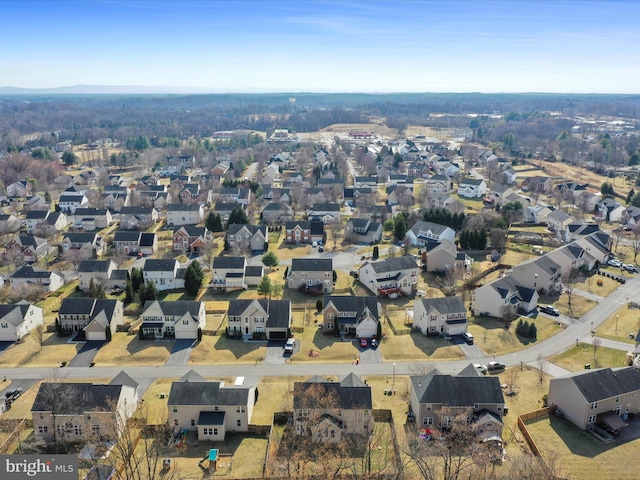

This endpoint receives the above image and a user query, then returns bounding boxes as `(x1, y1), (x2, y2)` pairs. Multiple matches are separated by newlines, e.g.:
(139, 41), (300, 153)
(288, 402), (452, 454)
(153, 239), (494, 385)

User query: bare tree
(592, 336), (602, 362)
(562, 267), (581, 318)
(489, 228), (507, 252)
(535, 354), (548, 384)
(32, 324), (44, 352)
(631, 225), (640, 262)
(328, 222), (343, 252)
(505, 367), (519, 395)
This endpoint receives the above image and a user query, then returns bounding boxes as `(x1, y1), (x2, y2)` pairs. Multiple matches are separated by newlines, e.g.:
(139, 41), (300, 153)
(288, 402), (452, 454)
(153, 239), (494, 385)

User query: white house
(142, 259), (186, 291)
(406, 221), (456, 247)
(140, 300), (206, 340)
(166, 203), (205, 226)
(413, 296), (468, 337)
(358, 255), (419, 298)
(0, 301), (44, 342)
(457, 178), (487, 199)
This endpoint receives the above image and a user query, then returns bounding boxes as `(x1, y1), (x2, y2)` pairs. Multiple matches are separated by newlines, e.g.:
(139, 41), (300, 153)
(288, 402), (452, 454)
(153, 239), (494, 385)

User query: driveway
(67, 341), (104, 367)
(264, 340), (287, 365)
(451, 335), (485, 359)
(165, 339), (195, 366)
(358, 343), (382, 364)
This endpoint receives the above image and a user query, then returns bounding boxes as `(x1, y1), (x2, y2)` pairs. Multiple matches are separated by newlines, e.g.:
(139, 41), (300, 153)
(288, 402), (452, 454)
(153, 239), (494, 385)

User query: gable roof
(559, 367), (640, 403)
(323, 295), (379, 322)
(213, 256), (246, 269)
(32, 383), (124, 414)
(78, 260), (114, 273)
(294, 373), (372, 410)
(142, 300), (203, 318)
(291, 258), (333, 272)
(168, 381), (251, 406)
(366, 255), (418, 274)
(411, 370), (504, 406)
(143, 259), (178, 271)
(418, 296), (465, 315)
(227, 299), (291, 329)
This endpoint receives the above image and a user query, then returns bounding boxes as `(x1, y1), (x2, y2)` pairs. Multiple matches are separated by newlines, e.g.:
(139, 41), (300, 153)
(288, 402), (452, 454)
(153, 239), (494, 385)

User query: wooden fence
(517, 407), (554, 476)
(0, 419), (27, 454)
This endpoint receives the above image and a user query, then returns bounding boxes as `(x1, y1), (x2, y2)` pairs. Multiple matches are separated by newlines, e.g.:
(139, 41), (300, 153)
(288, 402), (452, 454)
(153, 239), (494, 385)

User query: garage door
(269, 331), (287, 340)
(447, 324), (468, 336)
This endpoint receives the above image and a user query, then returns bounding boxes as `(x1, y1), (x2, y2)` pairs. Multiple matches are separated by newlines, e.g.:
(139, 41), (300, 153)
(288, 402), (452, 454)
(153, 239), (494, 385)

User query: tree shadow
(126, 337), (175, 356)
(212, 335), (261, 359)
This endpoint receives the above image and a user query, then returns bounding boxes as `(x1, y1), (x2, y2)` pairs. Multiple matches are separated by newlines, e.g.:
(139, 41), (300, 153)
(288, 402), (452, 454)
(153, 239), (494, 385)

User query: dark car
(487, 361), (506, 372)
(539, 305), (560, 316)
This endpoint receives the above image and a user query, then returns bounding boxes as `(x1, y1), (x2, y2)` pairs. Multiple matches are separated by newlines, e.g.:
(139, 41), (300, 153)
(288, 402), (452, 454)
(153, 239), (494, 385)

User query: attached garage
(446, 319), (468, 336)
(268, 330), (287, 340)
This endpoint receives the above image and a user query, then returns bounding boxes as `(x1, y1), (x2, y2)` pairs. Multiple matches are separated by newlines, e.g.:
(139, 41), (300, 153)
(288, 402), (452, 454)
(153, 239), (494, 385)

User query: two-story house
(119, 206), (159, 230)
(113, 230), (157, 256)
(227, 299), (291, 339)
(0, 301), (44, 342)
(472, 276), (539, 319)
(293, 373), (373, 443)
(59, 193), (89, 214)
(71, 208), (113, 229)
(226, 224), (267, 253)
(6, 180), (32, 197)
(406, 221), (456, 247)
(548, 367), (640, 432)
(285, 220), (325, 244)
(61, 232), (107, 259)
(420, 239), (458, 273)
(426, 174), (452, 195)
(287, 258), (333, 294)
(524, 204), (553, 224)
(167, 370), (256, 442)
(344, 218), (383, 245)
(58, 298), (124, 340)
(0, 214), (22, 235)
(322, 295), (379, 338)
(358, 255), (419, 297)
(511, 256), (563, 294)
(386, 185), (415, 207)
(458, 177), (487, 199)
(412, 296), (468, 337)
(143, 259), (186, 291)
(9, 265), (65, 292)
(410, 369), (505, 440)
(262, 202), (294, 223)
(32, 371), (139, 444)
(308, 204), (341, 224)
(172, 226), (210, 254)
(140, 300), (206, 339)
(6, 235), (56, 263)
(78, 260), (116, 291)
(25, 210), (50, 235)
(166, 203), (205, 226)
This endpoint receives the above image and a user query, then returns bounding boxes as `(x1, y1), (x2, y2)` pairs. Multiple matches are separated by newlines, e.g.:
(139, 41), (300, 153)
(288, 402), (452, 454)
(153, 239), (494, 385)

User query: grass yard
(548, 344), (628, 372)
(189, 335), (265, 364)
(576, 274), (621, 298)
(292, 325), (360, 363)
(498, 249), (537, 266)
(0, 331), (80, 367)
(468, 315), (561, 356)
(252, 376), (308, 423)
(538, 292), (597, 318)
(526, 416), (640, 480)
(382, 332), (464, 362)
(0, 381), (42, 420)
(596, 305), (640, 344)
(93, 334), (173, 366)
(136, 378), (178, 424)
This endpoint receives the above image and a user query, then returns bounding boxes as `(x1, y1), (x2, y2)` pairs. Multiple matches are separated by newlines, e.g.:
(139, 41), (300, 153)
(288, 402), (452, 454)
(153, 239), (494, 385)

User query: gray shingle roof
(564, 367), (640, 403)
(142, 300), (203, 318)
(227, 299), (291, 329)
(168, 381), (250, 406)
(32, 383), (124, 414)
(143, 259), (178, 271)
(291, 258), (332, 272)
(323, 296), (379, 323)
(418, 296), (465, 315)
(213, 256), (246, 269)
(294, 373), (372, 409)
(78, 260), (113, 273)
(367, 255), (418, 274)
(411, 371), (504, 406)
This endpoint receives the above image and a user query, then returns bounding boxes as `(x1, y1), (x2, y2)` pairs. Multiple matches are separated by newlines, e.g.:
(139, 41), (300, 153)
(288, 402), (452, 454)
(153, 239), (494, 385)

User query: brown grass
(549, 344), (628, 372)
(596, 305), (640, 343)
(93, 334), (173, 366)
(0, 330), (79, 367)
(189, 335), (265, 365)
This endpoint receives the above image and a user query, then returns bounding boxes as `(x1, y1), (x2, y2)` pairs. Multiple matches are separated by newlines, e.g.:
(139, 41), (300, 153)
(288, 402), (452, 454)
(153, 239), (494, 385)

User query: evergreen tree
(61, 151), (76, 166)
(394, 214), (407, 241)
(105, 325), (112, 342)
(139, 281), (158, 305)
(528, 323), (537, 339)
(627, 189), (635, 205)
(257, 276), (272, 297)
(184, 261), (205, 297)
(516, 318), (524, 335)
(130, 268), (144, 292)
(376, 320), (382, 340)
(124, 280), (134, 304)
(372, 246), (379, 260)
(228, 207), (249, 225)
(316, 299), (323, 313)
(206, 212), (223, 232)
(262, 251), (279, 267)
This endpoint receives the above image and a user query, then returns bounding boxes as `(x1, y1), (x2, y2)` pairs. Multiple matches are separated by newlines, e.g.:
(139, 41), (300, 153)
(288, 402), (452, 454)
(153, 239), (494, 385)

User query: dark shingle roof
(367, 255), (418, 274)
(114, 230), (141, 242)
(411, 371), (504, 406)
(168, 381), (250, 406)
(142, 300), (203, 318)
(78, 260), (113, 273)
(143, 259), (178, 271)
(167, 203), (202, 211)
(294, 373), (372, 409)
(244, 266), (263, 277)
(32, 383), (124, 414)
(323, 296), (379, 322)
(565, 367), (640, 403)
(227, 299), (291, 329)
(418, 296), (465, 315)
(213, 256), (246, 269)
(291, 258), (332, 272)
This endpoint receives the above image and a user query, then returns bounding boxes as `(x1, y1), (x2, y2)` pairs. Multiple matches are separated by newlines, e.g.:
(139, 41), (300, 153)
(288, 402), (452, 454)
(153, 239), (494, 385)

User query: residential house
(410, 369), (505, 440)
(59, 193), (89, 214)
(557, 181), (588, 199)
(563, 222), (601, 244)
(101, 191), (129, 212)
(358, 255), (419, 297)
(472, 276), (538, 319)
(354, 176), (378, 188)
(24, 194), (49, 211)
(547, 210), (575, 232)
(596, 198), (625, 223)
(285, 220), (325, 244)
(488, 185), (514, 204)
(167, 370), (255, 441)
(143, 259), (186, 291)
(6, 180), (32, 197)
(262, 202), (294, 223)
(32, 372), (139, 444)
(307, 204), (341, 224)
(9, 265), (65, 292)
(574, 190), (601, 213)
(172, 226), (210, 254)
(71, 208), (113, 229)
(458, 177), (487, 199)
(226, 224), (267, 253)
(434, 160), (460, 177)
(389, 174), (408, 186)
(623, 206), (640, 228)
(25, 210), (50, 235)
(503, 168), (518, 185)
(5, 235), (56, 263)
(163, 155), (195, 172)
(386, 185), (415, 207)
(548, 367), (640, 431)
(356, 205), (393, 223)
(412, 296), (468, 337)
(35, 211), (69, 237)
(511, 256), (563, 294)
(0, 301), (44, 342)
(227, 299), (291, 339)
(178, 183), (202, 204)
(406, 221), (456, 247)
(212, 256), (247, 291)
(214, 202), (244, 224)
(140, 300), (206, 339)
(287, 258), (333, 294)
(322, 295), (379, 338)
(421, 239), (459, 273)
(524, 204), (553, 224)
(521, 176), (553, 193)
(345, 218), (383, 244)
(57, 298), (124, 340)
(119, 206), (159, 230)
(426, 174), (452, 195)
(78, 260), (116, 291)
(0, 214), (21, 234)
(210, 161), (230, 182)
(425, 194), (463, 213)
(165, 203), (204, 226)
(61, 232), (107, 259)
(293, 373), (373, 443)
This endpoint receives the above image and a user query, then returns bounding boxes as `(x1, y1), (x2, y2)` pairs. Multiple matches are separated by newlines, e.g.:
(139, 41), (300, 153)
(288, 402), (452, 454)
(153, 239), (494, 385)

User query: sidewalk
(572, 287), (604, 303)
(579, 335), (635, 352)
(526, 360), (572, 377)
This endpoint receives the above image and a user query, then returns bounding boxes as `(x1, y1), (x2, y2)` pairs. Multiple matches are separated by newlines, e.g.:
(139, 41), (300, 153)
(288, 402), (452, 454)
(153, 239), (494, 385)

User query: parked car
(360, 337), (368, 348)
(349, 270), (359, 277)
(370, 337), (378, 348)
(487, 361), (506, 372)
(539, 305), (560, 316)
(623, 264), (640, 273)
(462, 332), (474, 344)
(473, 363), (488, 374)
(283, 338), (295, 354)
(608, 258), (622, 267)
(312, 241), (318, 247)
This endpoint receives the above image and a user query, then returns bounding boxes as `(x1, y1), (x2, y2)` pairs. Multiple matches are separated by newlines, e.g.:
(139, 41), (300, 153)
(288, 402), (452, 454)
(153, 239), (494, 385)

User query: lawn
(596, 305), (640, 344)
(136, 378), (178, 424)
(189, 335), (265, 365)
(548, 344), (628, 372)
(538, 292), (597, 318)
(526, 416), (640, 480)
(251, 376), (308, 423)
(576, 274), (621, 298)
(468, 315), (561, 356)
(292, 324), (360, 363)
(382, 332), (465, 362)
(93, 334), (173, 366)
(0, 330), (80, 367)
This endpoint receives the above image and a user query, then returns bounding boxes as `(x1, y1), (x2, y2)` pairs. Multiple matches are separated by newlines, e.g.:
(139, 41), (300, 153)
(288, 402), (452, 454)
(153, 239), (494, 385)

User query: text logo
(0, 455), (77, 479)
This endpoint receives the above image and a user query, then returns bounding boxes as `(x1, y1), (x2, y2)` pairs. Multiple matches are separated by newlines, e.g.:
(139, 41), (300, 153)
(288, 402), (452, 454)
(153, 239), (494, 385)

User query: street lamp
(392, 363), (396, 393)
(616, 314), (619, 336)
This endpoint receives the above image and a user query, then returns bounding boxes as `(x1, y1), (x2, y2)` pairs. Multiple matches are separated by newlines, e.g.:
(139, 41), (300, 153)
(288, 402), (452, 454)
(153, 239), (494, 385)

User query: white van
(462, 332), (474, 344)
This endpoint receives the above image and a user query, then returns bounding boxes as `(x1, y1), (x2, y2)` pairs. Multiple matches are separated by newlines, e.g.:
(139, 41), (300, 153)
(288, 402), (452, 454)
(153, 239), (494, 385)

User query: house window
(174, 419), (179, 426)
(327, 313), (334, 320)
(0, 322), (7, 328)
(326, 322), (334, 330)
(39, 413), (44, 419)
(173, 406), (178, 413)
(91, 425), (101, 435)
(213, 428), (218, 435)
(38, 426), (48, 434)
(214, 406), (219, 411)
(474, 403), (479, 409)
(423, 417), (433, 426)
(236, 406), (246, 413)
(183, 320), (189, 325)
(590, 402), (598, 410)
(74, 425), (83, 435)
(237, 420), (241, 427)
(588, 415), (597, 424)
(191, 419), (195, 426)
(616, 396), (620, 403)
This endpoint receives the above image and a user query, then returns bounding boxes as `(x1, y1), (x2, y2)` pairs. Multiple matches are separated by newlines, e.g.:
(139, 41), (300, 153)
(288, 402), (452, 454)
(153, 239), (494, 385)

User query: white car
(312, 241), (318, 247)
(608, 258), (622, 267)
(473, 363), (487, 374)
(283, 338), (295, 354)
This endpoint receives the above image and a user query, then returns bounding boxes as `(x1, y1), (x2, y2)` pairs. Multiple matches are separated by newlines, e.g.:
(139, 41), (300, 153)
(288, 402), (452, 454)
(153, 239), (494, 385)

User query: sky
(1, 0), (639, 94)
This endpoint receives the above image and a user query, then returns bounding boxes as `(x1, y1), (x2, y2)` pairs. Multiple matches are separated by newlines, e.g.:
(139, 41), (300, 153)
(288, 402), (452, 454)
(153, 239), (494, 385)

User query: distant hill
(0, 84), (220, 95)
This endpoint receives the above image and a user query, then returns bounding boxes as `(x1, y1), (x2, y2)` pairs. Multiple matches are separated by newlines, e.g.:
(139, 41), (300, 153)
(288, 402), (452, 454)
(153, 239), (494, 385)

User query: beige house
(167, 370), (255, 442)
(294, 373), (373, 443)
(78, 260), (116, 291)
(322, 296), (379, 338)
(140, 300), (206, 340)
(287, 258), (333, 294)
(58, 298), (123, 341)
(227, 224), (268, 252)
(511, 256), (563, 294)
(412, 296), (468, 337)
(421, 239), (457, 273)
(358, 255), (419, 297)
(548, 367), (640, 431)
(212, 256), (247, 291)
(426, 174), (452, 195)
(410, 369), (505, 440)
(31, 371), (139, 444)
(227, 299), (291, 340)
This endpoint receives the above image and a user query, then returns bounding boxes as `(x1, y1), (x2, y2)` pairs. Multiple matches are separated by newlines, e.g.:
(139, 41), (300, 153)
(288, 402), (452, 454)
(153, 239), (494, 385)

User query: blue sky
(1, 0), (638, 93)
